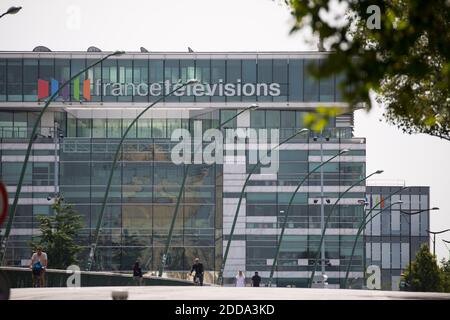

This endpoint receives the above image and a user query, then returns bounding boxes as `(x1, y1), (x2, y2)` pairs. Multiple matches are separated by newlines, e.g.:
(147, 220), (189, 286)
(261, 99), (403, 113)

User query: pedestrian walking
(235, 270), (245, 287)
(251, 271), (261, 287)
(133, 260), (143, 286)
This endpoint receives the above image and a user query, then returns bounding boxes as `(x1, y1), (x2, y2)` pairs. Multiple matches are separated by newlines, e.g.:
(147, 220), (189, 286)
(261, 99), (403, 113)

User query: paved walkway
(10, 286), (450, 300)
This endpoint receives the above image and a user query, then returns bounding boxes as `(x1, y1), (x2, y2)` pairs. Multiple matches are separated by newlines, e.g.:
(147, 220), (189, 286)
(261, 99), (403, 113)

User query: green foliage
(403, 244), (443, 292)
(303, 106), (345, 132)
(284, 0), (450, 141)
(441, 258), (450, 292)
(30, 195), (83, 269)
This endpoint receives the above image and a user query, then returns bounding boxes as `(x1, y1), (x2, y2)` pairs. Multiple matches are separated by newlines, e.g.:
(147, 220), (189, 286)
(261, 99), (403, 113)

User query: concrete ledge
(0, 267), (196, 287)
(9, 286), (450, 300)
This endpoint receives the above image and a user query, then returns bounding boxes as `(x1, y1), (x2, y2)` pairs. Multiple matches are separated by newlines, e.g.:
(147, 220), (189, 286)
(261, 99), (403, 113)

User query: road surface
(9, 286), (450, 300)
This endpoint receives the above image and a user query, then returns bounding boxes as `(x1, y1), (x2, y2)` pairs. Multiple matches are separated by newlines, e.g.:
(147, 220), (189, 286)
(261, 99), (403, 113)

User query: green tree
(440, 258), (450, 292)
(30, 195), (83, 269)
(282, 0), (449, 140)
(403, 244), (443, 292)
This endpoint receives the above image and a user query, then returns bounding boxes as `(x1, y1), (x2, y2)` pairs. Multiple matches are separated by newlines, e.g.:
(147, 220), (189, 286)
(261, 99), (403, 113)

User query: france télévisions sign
(37, 78), (281, 101)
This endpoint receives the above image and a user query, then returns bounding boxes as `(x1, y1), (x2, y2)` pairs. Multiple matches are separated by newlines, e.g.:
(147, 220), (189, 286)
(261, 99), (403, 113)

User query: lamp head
(375, 170), (384, 174)
(248, 104), (259, 110)
(112, 50), (125, 56)
(6, 6), (22, 15)
(340, 148), (350, 155)
(297, 128), (309, 134)
(431, 207), (439, 211)
(394, 200), (403, 205)
(187, 78), (198, 85)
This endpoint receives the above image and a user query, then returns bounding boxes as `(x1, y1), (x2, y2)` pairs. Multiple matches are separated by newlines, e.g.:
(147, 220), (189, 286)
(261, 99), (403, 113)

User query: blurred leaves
(284, 0), (450, 141)
(304, 106), (346, 132)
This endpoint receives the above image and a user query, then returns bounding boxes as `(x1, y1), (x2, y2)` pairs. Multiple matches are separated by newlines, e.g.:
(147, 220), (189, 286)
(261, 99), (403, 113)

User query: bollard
(111, 290), (128, 300)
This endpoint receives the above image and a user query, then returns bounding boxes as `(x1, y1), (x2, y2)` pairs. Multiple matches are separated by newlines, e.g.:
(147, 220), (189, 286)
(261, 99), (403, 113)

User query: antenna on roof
(188, 47), (194, 53)
(140, 47), (149, 53)
(32, 46), (51, 52)
(87, 46), (102, 52)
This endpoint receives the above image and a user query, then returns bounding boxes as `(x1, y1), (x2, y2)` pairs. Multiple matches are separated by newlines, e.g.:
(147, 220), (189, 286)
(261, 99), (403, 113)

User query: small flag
(51, 78), (59, 96)
(37, 79), (49, 100)
(60, 79), (69, 100)
(83, 79), (91, 101)
(369, 194), (373, 208)
(380, 195), (385, 209)
(74, 77), (80, 101)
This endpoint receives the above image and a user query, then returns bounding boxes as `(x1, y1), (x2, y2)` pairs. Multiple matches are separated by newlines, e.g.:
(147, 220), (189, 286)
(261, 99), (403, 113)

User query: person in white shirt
(235, 270), (246, 287)
(30, 246), (48, 287)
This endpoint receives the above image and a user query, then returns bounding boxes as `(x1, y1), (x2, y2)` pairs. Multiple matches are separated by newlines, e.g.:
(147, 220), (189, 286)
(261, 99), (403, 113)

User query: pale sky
(0, 0), (449, 261)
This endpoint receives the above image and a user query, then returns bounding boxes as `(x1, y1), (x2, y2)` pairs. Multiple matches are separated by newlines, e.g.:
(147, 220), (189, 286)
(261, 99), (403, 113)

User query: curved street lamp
(341, 186), (408, 287)
(400, 207), (439, 277)
(0, 51), (124, 265)
(267, 148), (350, 286)
(307, 169), (384, 288)
(87, 79), (198, 271)
(426, 228), (450, 256)
(217, 128), (310, 285)
(157, 103), (258, 277)
(343, 200), (403, 288)
(0, 6), (22, 19)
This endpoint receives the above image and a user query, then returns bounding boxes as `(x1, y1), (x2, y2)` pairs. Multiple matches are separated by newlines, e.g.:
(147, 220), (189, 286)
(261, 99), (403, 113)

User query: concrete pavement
(10, 286), (450, 300)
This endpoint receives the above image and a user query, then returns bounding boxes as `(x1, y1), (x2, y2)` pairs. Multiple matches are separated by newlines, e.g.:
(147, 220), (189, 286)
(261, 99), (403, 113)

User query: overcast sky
(1, 0), (449, 261)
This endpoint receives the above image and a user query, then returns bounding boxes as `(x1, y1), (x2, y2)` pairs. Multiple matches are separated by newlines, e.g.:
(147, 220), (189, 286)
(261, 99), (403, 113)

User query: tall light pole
(0, 6), (21, 19)
(426, 228), (450, 257)
(343, 200), (403, 288)
(86, 79), (198, 271)
(217, 128), (310, 285)
(401, 208), (439, 274)
(342, 186), (409, 288)
(0, 50), (124, 265)
(268, 148), (349, 286)
(307, 169), (384, 288)
(158, 104), (258, 277)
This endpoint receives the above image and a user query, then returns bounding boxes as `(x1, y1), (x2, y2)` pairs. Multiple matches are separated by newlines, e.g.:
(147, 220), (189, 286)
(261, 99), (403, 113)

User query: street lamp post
(268, 148), (349, 286)
(0, 6), (22, 19)
(157, 104), (258, 277)
(341, 186), (409, 288)
(307, 169), (384, 288)
(0, 51), (124, 265)
(426, 229), (450, 257)
(86, 79), (198, 271)
(217, 128), (310, 285)
(343, 200), (404, 288)
(400, 208), (439, 276)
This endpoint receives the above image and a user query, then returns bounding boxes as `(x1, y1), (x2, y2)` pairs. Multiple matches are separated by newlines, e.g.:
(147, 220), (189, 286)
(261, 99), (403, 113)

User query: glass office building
(0, 51), (366, 287)
(365, 186), (430, 290)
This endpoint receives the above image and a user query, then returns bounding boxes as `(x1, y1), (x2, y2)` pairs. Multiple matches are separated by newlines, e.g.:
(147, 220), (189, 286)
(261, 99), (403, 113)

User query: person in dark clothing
(190, 258), (204, 286)
(133, 260), (143, 286)
(251, 272), (262, 287)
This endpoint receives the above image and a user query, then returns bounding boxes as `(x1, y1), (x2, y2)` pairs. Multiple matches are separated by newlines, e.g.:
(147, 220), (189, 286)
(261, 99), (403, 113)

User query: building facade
(0, 50), (367, 287)
(365, 186), (430, 291)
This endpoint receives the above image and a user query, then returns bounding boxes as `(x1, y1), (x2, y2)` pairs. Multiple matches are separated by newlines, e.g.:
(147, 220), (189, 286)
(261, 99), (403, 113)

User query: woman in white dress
(235, 270), (246, 287)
